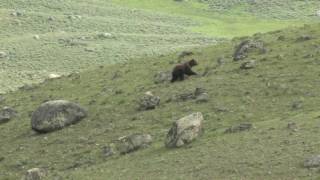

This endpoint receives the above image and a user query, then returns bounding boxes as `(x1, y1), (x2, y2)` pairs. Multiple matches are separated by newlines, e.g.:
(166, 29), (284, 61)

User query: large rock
(138, 92), (160, 110)
(31, 100), (87, 133)
(22, 168), (46, 180)
(117, 133), (152, 154)
(233, 40), (265, 61)
(165, 112), (204, 148)
(0, 107), (17, 124)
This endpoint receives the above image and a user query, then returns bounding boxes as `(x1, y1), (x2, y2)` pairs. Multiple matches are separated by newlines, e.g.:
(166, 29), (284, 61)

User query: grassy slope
(112, 0), (311, 37)
(1, 0), (317, 93)
(0, 0), (214, 93)
(203, 0), (320, 19)
(1, 24), (320, 179)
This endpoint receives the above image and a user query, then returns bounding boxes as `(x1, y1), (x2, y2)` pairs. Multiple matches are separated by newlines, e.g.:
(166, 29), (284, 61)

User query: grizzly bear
(171, 59), (198, 83)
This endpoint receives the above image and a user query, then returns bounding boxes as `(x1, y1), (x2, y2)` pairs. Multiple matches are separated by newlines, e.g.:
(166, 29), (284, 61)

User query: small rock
(296, 35), (312, 42)
(165, 112), (204, 148)
(22, 168), (46, 180)
(195, 93), (209, 103)
(138, 92), (160, 110)
(0, 107), (17, 124)
(98, 33), (112, 39)
(48, 16), (54, 21)
(304, 155), (320, 168)
(174, 87), (208, 102)
(277, 35), (285, 41)
(11, 11), (23, 17)
(31, 100), (87, 133)
(217, 57), (225, 65)
(0, 51), (7, 58)
(225, 123), (252, 133)
(84, 47), (95, 52)
(48, 73), (61, 79)
(175, 92), (194, 101)
(316, 10), (320, 17)
(178, 51), (193, 59)
(154, 71), (172, 84)
(117, 134), (152, 154)
(33, 35), (40, 40)
(68, 15), (82, 20)
(194, 87), (206, 96)
(287, 122), (298, 131)
(292, 101), (303, 110)
(240, 60), (256, 70)
(102, 145), (114, 158)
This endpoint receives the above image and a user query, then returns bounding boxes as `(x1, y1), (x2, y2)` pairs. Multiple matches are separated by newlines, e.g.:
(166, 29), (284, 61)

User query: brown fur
(171, 59), (198, 83)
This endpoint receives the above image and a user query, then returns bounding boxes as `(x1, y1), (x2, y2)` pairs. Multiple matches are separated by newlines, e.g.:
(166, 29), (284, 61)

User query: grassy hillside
(0, 0), (214, 93)
(1, 0), (318, 93)
(1, 24), (320, 179)
(112, 0), (316, 37)
(203, 0), (320, 19)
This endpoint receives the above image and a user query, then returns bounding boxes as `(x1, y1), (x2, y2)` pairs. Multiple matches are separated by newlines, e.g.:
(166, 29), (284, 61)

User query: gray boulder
(0, 107), (17, 124)
(138, 92), (160, 110)
(31, 100), (87, 133)
(304, 155), (320, 168)
(22, 168), (46, 180)
(117, 134), (152, 154)
(165, 112), (204, 148)
(233, 40), (265, 61)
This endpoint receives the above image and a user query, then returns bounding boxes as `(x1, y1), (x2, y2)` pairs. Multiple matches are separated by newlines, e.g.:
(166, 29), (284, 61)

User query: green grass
(0, 0), (214, 93)
(1, 24), (320, 179)
(112, 0), (310, 38)
(0, 0), (317, 93)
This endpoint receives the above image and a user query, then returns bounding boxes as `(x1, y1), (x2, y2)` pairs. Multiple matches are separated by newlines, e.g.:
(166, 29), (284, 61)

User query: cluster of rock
(225, 123), (252, 133)
(173, 87), (209, 103)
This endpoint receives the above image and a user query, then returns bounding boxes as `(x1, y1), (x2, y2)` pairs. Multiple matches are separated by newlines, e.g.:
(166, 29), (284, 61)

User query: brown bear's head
(188, 59), (198, 67)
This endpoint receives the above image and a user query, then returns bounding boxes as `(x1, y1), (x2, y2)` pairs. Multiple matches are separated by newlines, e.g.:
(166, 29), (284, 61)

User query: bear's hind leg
(178, 73), (184, 81)
(171, 73), (178, 82)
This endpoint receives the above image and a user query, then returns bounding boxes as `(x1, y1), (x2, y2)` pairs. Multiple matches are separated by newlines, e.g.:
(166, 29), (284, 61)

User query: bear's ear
(190, 59), (198, 66)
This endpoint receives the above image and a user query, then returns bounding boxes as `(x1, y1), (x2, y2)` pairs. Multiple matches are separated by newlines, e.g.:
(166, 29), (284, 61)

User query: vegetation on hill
(112, 0), (317, 37)
(1, 0), (318, 93)
(0, 0), (214, 93)
(201, 0), (320, 19)
(1, 23), (320, 179)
